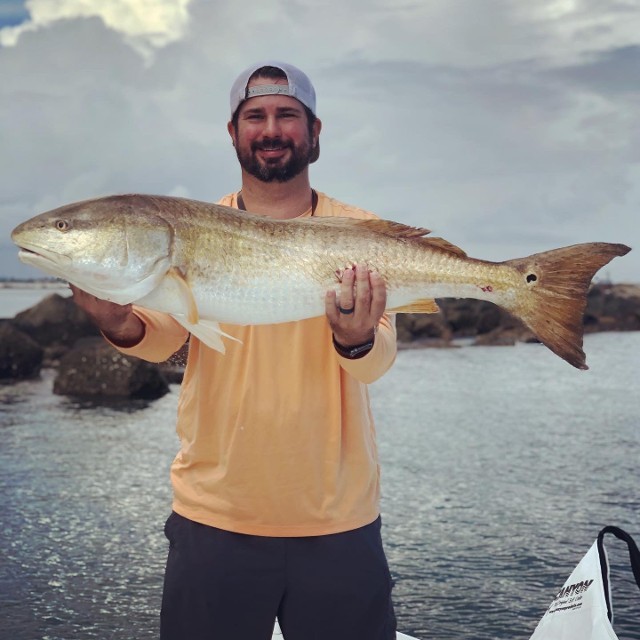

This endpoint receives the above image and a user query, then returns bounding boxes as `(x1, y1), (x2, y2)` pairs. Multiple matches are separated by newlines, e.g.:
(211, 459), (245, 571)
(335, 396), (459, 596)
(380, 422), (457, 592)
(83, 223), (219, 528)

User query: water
(371, 334), (640, 639)
(1, 287), (639, 639)
(0, 284), (70, 318)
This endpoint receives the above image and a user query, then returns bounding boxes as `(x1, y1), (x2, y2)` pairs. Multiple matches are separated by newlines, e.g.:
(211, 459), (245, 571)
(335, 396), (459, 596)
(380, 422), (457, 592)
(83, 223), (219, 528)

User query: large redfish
(11, 194), (631, 369)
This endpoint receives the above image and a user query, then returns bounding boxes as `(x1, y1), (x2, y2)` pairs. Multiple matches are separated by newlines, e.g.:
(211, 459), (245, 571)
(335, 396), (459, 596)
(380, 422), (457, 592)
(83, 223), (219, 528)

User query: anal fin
(388, 298), (440, 314)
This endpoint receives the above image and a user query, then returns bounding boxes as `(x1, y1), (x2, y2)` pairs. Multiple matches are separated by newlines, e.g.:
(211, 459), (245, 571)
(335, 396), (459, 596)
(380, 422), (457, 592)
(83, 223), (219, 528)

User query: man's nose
(262, 115), (281, 137)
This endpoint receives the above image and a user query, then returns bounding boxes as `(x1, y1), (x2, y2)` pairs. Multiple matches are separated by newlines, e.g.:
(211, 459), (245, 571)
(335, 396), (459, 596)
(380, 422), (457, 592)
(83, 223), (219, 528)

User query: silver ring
(338, 305), (355, 315)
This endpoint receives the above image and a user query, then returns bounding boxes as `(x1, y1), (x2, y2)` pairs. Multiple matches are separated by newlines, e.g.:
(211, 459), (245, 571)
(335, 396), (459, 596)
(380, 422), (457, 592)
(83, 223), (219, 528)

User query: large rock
(0, 322), (44, 380)
(12, 293), (100, 349)
(584, 284), (640, 332)
(439, 298), (506, 337)
(395, 311), (451, 344)
(53, 338), (169, 399)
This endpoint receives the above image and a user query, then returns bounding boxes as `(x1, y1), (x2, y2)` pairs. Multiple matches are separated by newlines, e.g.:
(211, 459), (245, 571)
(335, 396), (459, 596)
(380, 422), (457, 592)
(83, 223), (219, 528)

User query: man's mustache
(252, 138), (293, 152)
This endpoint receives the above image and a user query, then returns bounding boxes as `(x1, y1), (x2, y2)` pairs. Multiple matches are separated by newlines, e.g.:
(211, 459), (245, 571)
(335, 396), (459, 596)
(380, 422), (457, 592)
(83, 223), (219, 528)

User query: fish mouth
(16, 244), (72, 270)
(18, 247), (43, 258)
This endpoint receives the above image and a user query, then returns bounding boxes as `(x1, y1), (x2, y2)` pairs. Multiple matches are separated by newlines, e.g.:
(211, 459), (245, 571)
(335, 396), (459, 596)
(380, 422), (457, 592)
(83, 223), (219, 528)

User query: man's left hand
(325, 264), (387, 347)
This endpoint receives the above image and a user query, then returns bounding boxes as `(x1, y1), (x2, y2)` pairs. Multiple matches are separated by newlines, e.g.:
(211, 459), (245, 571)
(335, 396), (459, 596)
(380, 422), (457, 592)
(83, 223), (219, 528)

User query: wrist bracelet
(332, 335), (375, 360)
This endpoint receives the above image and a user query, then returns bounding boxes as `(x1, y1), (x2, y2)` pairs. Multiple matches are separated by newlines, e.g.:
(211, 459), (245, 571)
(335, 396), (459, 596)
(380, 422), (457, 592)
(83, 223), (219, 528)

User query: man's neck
(239, 171), (314, 219)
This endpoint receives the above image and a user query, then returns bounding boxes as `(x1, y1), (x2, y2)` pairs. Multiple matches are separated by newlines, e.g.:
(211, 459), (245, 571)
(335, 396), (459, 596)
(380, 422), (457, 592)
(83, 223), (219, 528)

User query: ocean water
(0, 285), (71, 318)
(371, 333), (640, 639)
(1, 288), (639, 639)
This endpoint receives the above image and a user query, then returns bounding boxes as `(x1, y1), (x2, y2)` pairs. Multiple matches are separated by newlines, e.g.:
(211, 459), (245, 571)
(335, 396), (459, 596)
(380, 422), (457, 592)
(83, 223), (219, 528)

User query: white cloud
(0, 0), (191, 57)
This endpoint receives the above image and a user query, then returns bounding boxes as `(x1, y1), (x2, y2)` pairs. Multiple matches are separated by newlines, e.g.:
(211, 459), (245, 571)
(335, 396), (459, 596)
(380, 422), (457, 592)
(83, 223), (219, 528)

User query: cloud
(0, 0), (191, 57)
(0, 0), (637, 282)
(548, 44), (640, 95)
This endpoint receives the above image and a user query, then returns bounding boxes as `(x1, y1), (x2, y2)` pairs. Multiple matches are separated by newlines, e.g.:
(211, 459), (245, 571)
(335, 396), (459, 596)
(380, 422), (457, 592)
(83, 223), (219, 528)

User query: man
(72, 61), (398, 639)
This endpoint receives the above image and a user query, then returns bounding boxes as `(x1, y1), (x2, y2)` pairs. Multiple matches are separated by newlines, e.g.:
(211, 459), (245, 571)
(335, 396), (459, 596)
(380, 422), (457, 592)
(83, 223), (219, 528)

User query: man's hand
(325, 264), (387, 348)
(69, 284), (145, 347)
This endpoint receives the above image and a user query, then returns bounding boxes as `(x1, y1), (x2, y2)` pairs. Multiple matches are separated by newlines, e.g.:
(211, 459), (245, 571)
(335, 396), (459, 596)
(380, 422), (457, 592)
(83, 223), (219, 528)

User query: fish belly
(137, 271), (329, 325)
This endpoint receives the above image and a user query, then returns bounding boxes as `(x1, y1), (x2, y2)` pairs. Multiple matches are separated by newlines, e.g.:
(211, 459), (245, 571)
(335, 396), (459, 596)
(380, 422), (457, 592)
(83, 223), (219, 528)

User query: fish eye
(526, 273), (538, 283)
(55, 219), (70, 232)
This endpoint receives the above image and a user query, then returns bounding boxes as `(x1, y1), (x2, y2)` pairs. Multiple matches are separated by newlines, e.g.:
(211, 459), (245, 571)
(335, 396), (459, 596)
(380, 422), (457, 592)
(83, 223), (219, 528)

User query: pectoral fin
(167, 267), (199, 324)
(170, 315), (242, 354)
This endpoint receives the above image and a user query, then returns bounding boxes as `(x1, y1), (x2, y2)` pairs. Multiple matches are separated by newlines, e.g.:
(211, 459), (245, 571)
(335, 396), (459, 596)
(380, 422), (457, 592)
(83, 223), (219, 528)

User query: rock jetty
(1, 284), (638, 396)
(396, 283), (640, 347)
(1, 294), (173, 398)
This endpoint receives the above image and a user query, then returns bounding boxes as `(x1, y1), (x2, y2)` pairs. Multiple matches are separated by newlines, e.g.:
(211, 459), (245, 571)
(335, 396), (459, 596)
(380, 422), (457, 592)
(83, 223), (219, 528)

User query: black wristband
(332, 335), (375, 360)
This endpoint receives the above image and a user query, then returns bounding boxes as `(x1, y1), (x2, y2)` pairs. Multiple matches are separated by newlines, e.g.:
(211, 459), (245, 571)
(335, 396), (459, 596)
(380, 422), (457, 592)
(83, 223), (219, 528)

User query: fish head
(11, 195), (173, 304)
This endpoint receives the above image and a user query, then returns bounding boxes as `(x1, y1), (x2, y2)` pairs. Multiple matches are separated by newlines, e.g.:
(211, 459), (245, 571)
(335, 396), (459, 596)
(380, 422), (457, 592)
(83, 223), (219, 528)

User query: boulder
(584, 284), (640, 332)
(12, 294), (100, 350)
(439, 298), (506, 337)
(53, 338), (169, 399)
(395, 311), (451, 344)
(0, 322), (44, 380)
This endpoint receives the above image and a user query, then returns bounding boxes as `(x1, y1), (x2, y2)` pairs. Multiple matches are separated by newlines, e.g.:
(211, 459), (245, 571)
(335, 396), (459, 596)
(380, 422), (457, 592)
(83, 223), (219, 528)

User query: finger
(353, 264), (371, 314)
(69, 283), (86, 300)
(338, 267), (355, 313)
(69, 284), (94, 309)
(325, 289), (339, 324)
(369, 271), (387, 322)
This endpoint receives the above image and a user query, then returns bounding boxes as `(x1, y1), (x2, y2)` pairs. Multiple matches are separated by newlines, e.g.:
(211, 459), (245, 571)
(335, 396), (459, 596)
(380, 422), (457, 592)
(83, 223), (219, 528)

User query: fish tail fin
(503, 242), (631, 370)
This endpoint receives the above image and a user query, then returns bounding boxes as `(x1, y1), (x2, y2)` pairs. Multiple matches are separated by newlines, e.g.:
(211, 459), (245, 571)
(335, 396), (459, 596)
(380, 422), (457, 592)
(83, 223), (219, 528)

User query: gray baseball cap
(229, 61), (319, 162)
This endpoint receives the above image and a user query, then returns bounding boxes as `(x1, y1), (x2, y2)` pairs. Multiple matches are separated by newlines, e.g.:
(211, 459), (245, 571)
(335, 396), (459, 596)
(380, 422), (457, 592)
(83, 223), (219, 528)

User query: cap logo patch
(246, 84), (294, 99)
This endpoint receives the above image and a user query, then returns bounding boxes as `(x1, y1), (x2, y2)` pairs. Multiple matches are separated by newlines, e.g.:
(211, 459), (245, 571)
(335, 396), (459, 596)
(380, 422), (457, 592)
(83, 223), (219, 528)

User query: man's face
(229, 77), (319, 183)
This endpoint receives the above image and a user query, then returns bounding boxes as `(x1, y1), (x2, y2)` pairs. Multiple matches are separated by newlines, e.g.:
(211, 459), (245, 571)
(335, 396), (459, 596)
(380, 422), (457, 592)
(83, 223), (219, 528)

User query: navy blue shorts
(160, 512), (396, 640)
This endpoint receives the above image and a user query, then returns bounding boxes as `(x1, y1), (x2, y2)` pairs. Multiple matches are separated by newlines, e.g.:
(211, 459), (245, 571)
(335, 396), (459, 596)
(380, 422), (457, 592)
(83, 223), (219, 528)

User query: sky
(1, 0), (638, 283)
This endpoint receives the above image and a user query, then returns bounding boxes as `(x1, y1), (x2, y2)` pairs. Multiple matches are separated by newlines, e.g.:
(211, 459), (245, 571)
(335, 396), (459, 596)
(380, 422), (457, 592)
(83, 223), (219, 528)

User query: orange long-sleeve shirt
(115, 192), (397, 536)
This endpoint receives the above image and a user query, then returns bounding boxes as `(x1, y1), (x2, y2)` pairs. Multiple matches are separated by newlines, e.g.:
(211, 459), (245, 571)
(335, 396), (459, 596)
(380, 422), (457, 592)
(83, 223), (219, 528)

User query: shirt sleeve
(104, 306), (189, 363)
(334, 313), (397, 384)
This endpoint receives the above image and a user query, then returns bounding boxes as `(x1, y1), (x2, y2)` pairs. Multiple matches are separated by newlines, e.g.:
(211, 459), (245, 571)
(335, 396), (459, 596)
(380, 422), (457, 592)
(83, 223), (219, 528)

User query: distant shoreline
(0, 279), (68, 290)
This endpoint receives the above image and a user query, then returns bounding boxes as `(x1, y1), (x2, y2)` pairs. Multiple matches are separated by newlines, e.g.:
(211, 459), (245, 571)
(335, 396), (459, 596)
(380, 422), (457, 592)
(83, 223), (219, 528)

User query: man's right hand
(69, 284), (145, 347)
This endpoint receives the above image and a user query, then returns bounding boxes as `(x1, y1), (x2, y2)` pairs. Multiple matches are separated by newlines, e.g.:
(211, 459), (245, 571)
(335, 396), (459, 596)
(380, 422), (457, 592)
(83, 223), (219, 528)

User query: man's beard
(235, 136), (314, 183)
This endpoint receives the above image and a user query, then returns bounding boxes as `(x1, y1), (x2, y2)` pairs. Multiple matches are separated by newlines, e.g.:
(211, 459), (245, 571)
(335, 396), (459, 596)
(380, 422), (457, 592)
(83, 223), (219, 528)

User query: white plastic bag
(529, 526), (640, 640)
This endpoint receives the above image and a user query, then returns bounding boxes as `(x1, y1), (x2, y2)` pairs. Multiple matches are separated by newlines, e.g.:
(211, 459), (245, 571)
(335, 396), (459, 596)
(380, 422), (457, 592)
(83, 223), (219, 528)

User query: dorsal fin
(301, 217), (467, 258)
(422, 237), (468, 257)
(299, 216), (431, 239)
(346, 218), (432, 240)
